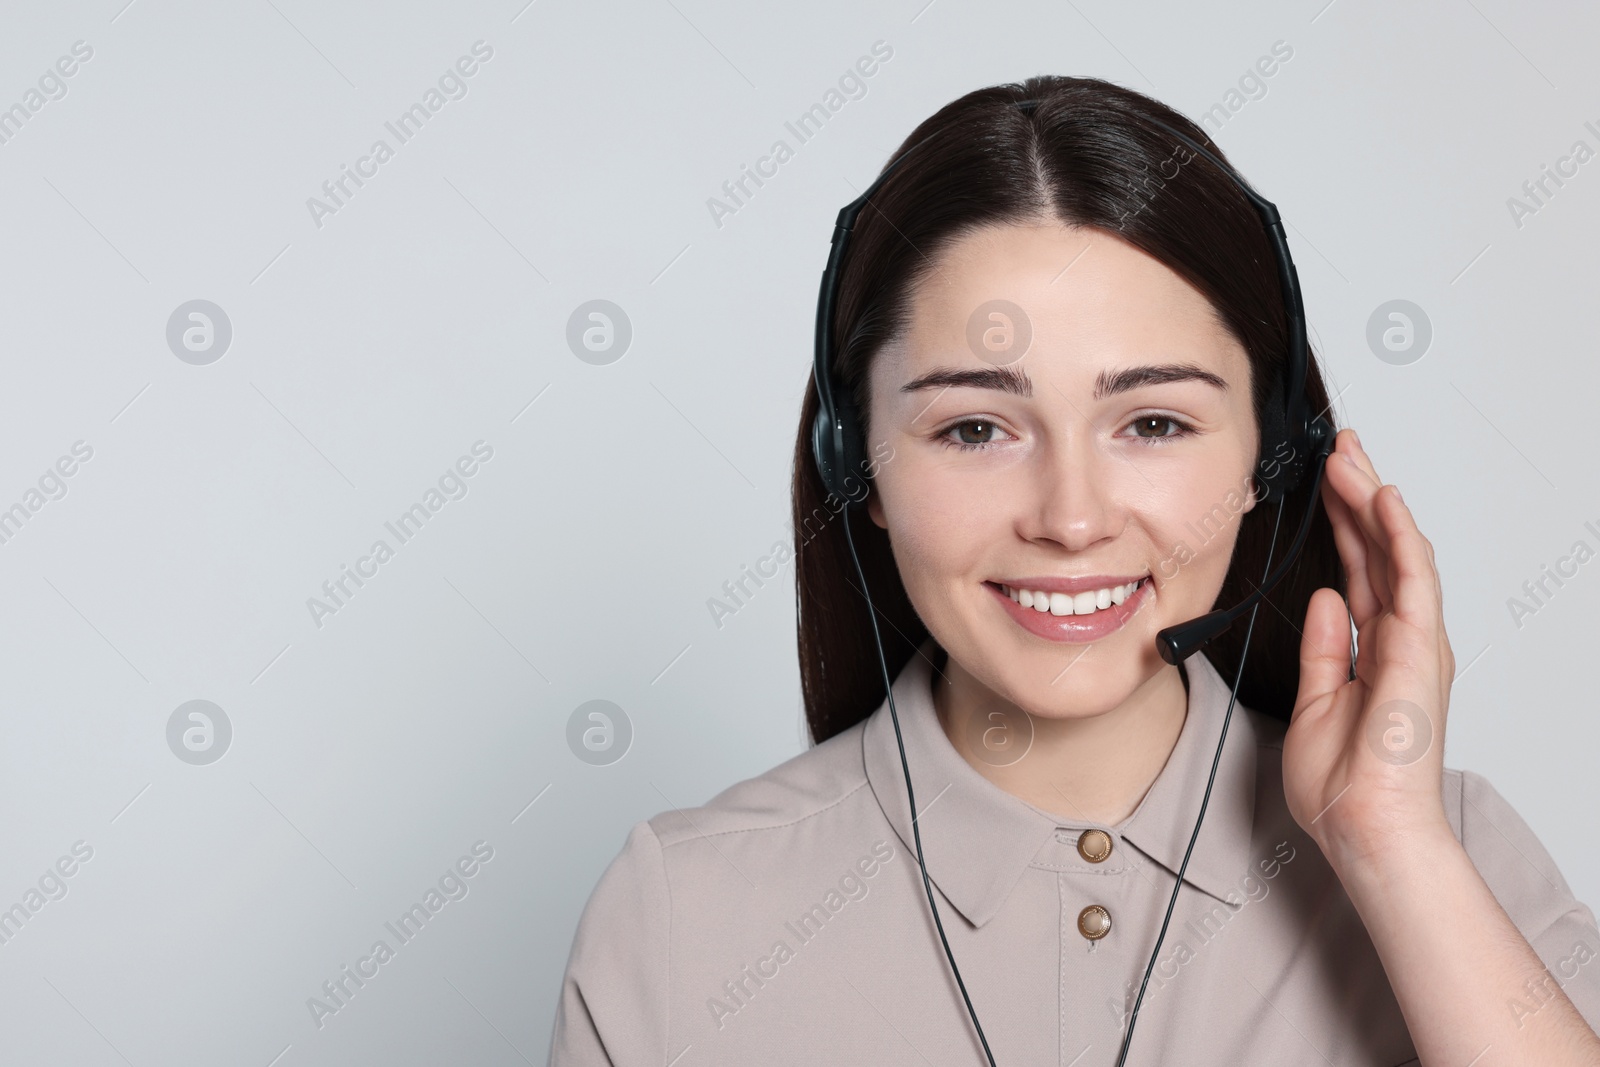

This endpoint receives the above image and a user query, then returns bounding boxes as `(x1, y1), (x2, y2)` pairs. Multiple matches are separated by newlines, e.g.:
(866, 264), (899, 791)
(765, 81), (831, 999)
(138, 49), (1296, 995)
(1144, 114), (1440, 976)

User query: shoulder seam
(655, 820), (673, 1063)
(657, 775), (871, 850)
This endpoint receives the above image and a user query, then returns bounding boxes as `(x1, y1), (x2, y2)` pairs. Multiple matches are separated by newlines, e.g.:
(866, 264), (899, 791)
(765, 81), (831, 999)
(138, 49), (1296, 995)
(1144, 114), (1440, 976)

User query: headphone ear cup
(811, 403), (842, 498)
(835, 393), (868, 507)
(811, 391), (870, 507)
(1253, 372), (1292, 504)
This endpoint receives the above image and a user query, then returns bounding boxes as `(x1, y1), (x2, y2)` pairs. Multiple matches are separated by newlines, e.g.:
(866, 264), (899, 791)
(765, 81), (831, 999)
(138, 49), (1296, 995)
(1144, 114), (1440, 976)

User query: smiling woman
(856, 220), (1280, 733)
(548, 76), (1600, 1067)
(799, 92), (1340, 742)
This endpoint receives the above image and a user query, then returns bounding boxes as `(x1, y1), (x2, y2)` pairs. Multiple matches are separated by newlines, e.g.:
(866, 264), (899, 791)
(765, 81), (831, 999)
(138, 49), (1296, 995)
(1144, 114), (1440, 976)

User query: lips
(986, 576), (1152, 644)
(1000, 578), (1146, 616)
(996, 574), (1149, 597)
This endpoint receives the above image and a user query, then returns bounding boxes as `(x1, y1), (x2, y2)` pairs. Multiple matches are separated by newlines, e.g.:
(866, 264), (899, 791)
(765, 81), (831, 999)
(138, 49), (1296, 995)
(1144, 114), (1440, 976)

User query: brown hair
(792, 75), (1346, 744)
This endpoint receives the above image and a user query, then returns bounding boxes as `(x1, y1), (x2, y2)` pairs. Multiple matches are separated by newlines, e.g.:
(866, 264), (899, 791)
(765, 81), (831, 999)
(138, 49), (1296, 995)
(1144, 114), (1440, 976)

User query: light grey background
(0, 0), (1595, 1064)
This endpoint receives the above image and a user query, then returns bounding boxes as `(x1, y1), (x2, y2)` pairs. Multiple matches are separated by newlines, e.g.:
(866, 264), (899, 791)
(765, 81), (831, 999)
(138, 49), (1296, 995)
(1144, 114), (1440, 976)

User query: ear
(866, 487), (888, 529)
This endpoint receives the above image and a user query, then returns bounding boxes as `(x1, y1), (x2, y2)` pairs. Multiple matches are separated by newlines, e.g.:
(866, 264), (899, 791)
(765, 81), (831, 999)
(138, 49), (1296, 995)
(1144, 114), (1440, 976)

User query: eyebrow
(898, 362), (1229, 400)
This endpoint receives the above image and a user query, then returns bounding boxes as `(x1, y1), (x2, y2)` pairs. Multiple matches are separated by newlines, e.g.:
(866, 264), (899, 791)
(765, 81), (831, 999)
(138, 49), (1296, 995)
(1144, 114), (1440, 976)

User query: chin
(1029, 652), (1158, 719)
(944, 628), (1149, 720)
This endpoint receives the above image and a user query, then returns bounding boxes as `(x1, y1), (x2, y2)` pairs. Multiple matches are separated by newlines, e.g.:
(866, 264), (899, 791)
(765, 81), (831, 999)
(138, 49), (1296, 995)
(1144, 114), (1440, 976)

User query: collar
(861, 638), (1261, 928)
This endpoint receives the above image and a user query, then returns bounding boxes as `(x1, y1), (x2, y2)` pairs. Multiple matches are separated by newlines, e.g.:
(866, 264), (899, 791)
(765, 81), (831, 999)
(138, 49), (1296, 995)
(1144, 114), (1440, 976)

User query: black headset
(809, 97), (1335, 1067)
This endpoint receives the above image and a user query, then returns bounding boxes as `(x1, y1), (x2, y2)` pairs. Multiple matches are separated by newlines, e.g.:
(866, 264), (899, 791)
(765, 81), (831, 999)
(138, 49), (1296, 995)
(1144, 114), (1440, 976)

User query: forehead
(886, 221), (1250, 384)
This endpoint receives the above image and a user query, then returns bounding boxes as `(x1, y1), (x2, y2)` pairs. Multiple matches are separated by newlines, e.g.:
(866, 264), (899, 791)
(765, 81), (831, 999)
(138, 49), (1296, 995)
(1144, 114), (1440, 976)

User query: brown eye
(940, 419), (1004, 447)
(953, 420), (999, 445)
(1130, 416), (1179, 438)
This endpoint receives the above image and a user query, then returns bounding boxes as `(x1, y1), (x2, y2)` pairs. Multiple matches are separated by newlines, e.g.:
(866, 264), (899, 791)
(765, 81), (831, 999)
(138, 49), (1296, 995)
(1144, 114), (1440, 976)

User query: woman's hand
(1282, 427), (1456, 865)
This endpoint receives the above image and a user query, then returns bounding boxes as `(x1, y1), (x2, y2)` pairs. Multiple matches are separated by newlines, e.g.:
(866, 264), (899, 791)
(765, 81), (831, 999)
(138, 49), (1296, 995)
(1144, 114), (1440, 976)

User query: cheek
(1140, 468), (1254, 581)
(877, 461), (1001, 579)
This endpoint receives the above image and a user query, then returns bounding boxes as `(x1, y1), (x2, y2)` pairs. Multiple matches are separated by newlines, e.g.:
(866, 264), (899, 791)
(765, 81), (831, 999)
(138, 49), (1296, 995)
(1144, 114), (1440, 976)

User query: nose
(1015, 428), (1130, 553)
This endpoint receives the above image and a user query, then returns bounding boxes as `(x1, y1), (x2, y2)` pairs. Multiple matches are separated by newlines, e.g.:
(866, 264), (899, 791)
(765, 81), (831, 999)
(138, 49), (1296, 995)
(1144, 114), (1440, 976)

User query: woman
(548, 76), (1600, 1066)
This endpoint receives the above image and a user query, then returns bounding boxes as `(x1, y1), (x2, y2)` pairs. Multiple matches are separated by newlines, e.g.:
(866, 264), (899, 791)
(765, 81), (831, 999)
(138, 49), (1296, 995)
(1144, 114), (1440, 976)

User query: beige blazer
(547, 640), (1600, 1065)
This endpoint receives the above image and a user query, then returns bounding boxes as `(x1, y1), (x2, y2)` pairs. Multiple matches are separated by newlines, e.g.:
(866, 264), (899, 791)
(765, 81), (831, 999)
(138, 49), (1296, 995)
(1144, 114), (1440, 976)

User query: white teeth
(1004, 579), (1145, 616)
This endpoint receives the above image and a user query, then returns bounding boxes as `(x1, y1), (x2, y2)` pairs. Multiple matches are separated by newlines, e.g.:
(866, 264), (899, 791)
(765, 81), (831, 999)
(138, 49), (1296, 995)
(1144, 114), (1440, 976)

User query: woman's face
(864, 220), (1261, 720)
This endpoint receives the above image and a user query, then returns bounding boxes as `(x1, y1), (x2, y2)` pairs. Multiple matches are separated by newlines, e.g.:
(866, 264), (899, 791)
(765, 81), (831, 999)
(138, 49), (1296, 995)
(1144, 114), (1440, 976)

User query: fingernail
(1392, 484), (1404, 503)
(1350, 428), (1362, 449)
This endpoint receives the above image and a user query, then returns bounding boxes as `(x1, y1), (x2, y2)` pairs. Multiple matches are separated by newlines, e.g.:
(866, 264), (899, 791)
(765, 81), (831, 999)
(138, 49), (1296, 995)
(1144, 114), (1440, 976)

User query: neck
(932, 650), (1191, 827)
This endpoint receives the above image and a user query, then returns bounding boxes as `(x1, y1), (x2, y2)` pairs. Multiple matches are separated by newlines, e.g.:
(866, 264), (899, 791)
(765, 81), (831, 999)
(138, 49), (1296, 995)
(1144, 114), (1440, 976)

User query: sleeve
(1454, 769), (1600, 1034)
(547, 820), (672, 1067)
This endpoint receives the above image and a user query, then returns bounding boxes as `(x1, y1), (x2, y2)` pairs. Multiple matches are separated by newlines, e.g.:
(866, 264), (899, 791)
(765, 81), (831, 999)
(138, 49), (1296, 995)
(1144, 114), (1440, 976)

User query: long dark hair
(792, 75), (1345, 744)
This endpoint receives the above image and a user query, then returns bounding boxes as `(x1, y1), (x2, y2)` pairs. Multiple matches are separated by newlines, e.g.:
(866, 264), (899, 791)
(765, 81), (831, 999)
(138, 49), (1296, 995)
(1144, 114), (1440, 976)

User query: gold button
(1078, 904), (1112, 941)
(1077, 829), (1112, 863)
